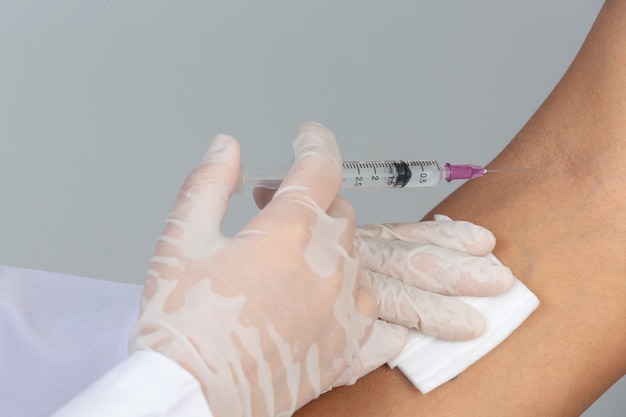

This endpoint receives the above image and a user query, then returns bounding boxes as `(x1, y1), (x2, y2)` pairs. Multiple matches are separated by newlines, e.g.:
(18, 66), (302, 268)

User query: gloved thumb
(332, 321), (408, 387)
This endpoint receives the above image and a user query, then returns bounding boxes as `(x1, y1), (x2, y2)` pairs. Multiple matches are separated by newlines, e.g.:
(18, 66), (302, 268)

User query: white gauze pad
(387, 225), (539, 394)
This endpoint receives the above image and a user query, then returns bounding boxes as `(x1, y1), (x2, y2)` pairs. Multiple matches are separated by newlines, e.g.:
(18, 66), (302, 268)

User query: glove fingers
(355, 236), (515, 296)
(244, 122), (344, 235)
(252, 122), (343, 212)
(332, 320), (408, 387)
(270, 122), (342, 210)
(365, 270), (486, 341)
(356, 220), (496, 256)
(160, 134), (240, 257)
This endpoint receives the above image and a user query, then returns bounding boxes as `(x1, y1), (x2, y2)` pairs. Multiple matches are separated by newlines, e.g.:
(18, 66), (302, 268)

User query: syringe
(240, 160), (537, 190)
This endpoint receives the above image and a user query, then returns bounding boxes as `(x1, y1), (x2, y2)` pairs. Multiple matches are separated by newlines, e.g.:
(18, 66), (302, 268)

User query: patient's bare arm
(295, 1), (626, 416)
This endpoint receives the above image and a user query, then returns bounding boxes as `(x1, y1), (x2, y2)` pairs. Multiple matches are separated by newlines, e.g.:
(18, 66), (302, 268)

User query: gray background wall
(1, 0), (623, 415)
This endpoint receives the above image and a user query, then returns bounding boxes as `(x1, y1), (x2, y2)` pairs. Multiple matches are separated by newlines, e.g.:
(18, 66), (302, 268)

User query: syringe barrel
(341, 160), (445, 188)
(237, 161), (500, 193)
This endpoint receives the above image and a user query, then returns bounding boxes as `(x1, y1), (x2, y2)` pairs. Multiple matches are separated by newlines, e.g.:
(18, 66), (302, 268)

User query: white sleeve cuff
(52, 351), (214, 417)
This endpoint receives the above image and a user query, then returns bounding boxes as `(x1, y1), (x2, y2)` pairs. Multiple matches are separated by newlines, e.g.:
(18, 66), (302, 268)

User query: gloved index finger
(356, 220), (496, 257)
(162, 134), (241, 257)
(271, 122), (344, 213)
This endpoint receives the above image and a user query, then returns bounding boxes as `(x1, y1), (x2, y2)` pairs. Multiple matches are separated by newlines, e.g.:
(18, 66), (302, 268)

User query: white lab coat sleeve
(52, 350), (214, 417)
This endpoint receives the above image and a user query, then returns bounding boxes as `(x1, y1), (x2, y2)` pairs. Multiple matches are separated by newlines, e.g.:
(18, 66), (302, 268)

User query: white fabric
(388, 254), (539, 393)
(0, 265), (142, 417)
(52, 350), (213, 417)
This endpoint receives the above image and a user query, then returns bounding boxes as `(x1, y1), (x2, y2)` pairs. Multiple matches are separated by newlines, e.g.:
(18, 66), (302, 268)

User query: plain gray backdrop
(1, 0), (623, 415)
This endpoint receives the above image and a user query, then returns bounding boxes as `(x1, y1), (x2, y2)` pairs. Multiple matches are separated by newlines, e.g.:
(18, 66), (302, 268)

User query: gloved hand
(129, 122), (406, 417)
(355, 217), (516, 340)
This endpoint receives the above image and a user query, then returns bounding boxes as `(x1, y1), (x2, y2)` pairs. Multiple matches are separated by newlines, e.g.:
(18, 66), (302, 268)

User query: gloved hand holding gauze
(358, 215), (539, 394)
(354, 217), (516, 341)
(128, 122), (406, 417)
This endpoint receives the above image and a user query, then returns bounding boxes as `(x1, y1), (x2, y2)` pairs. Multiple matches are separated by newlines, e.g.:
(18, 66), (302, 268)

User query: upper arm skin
(295, 1), (626, 416)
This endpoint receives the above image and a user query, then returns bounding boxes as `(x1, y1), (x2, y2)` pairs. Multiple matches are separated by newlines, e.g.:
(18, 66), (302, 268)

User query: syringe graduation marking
(396, 160), (441, 188)
(342, 160), (444, 188)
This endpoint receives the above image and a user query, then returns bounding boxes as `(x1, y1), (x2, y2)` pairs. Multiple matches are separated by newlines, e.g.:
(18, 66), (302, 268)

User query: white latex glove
(355, 216), (516, 340)
(129, 122), (405, 417)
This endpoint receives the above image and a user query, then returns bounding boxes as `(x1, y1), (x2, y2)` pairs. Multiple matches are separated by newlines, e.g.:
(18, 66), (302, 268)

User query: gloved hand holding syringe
(239, 159), (538, 191)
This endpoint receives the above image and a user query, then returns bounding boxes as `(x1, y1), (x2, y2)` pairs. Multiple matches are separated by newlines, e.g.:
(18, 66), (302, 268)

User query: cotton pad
(387, 218), (539, 394)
